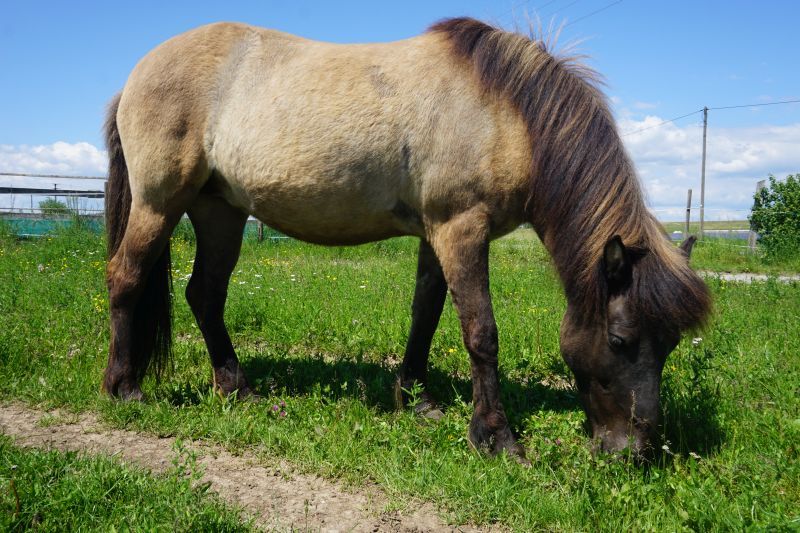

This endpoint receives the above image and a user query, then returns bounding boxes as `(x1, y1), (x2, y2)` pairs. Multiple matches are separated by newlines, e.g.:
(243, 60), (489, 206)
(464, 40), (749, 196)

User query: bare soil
(0, 403), (490, 532)
(700, 271), (800, 283)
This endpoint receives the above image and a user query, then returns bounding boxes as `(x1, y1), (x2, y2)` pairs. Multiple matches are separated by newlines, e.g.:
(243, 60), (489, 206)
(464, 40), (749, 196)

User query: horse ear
(679, 236), (697, 258)
(603, 235), (631, 286)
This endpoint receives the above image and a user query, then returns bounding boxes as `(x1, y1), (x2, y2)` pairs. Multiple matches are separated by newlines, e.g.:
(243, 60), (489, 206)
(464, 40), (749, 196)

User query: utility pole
(685, 188), (692, 239)
(699, 106), (708, 239)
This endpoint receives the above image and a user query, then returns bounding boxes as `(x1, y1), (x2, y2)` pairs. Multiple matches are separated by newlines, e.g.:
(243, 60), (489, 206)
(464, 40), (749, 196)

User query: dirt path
(700, 271), (800, 283)
(0, 403), (488, 532)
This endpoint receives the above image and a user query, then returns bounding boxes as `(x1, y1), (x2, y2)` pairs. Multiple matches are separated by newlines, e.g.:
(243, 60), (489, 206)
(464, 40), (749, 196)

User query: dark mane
(430, 17), (711, 330)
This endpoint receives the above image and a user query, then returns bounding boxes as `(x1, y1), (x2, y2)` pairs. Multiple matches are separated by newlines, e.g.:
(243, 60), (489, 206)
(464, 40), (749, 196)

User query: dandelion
(448, 348), (456, 353)
(37, 263), (45, 272)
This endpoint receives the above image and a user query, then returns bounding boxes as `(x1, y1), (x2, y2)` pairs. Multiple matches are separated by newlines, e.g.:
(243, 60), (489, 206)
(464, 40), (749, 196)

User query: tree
(749, 174), (800, 259)
(38, 198), (72, 215)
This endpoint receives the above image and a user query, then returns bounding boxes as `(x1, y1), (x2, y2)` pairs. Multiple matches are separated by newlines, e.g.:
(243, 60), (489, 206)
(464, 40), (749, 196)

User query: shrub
(38, 198), (73, 215)
(749, 174), (800, 260)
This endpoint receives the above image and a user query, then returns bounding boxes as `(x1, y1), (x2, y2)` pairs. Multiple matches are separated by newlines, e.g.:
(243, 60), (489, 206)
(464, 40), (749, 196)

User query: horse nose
(597, 429), (654, 462)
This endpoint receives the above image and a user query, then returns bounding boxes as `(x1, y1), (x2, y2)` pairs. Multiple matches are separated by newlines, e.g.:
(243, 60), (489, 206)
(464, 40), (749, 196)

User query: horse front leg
(395, 240), (448, 419)
(430, 208), (525, 460)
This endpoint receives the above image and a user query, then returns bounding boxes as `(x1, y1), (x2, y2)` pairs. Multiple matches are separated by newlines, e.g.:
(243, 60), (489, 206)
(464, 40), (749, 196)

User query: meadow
(0, 222), (798, 530)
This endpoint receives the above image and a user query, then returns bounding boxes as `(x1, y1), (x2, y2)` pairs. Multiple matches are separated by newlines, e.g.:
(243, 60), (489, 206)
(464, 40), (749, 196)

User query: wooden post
(699, 106), (708, 239)
(685, 188), (692, 240)
(748, 179), (766, 252)
(258, 221), (264, 243)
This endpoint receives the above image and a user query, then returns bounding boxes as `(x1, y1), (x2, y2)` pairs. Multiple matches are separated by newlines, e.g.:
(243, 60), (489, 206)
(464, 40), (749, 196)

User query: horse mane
(430, 17), (711, 330)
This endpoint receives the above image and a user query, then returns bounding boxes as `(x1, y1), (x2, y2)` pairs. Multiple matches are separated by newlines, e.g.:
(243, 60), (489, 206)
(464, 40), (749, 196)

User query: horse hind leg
(185, 194), (252, 397)
(395, 240), (447, 419)
(104, 204), (186, 399)
(429, 208), (526, 461)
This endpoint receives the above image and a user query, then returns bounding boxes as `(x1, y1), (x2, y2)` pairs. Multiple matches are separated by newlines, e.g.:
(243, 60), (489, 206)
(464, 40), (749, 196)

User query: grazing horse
(103, 17), (710, 459)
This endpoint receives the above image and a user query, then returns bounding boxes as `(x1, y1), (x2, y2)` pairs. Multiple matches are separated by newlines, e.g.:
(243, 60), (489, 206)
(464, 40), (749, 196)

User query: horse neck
(527, 155), (656, 311)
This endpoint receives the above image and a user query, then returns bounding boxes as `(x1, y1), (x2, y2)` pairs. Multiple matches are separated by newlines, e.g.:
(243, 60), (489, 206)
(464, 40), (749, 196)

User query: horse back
(116, 23), (532, 244)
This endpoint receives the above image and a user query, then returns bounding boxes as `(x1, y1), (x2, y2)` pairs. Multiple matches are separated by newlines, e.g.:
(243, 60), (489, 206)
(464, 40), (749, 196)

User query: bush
(38, 198), (73, 215)
(749, 174), (800, 260)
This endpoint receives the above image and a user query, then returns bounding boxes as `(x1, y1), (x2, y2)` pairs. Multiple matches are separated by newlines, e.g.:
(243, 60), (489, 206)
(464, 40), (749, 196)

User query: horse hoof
(215, 383), (259, 402)
(467, 426), (527, 464)
(112, 384), (144, 402)
(103, 374), (144, 401)
(236, 388), (262, 403)
(394, 378), (444, 420)
(414, 401), (445, 420)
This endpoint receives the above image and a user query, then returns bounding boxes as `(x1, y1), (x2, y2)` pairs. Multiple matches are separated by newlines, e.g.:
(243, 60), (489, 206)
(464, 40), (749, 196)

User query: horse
(102, 17), (711, 460)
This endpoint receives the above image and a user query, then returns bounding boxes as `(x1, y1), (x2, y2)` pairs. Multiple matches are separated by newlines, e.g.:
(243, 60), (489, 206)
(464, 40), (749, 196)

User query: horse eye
(608, 334), (626, 351)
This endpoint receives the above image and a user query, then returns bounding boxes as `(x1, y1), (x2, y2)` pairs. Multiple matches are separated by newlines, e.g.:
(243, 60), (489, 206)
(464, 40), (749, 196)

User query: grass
(661, 220), (752, 232)
(0, 435), (250, 531)
(0, 222), (798, 530)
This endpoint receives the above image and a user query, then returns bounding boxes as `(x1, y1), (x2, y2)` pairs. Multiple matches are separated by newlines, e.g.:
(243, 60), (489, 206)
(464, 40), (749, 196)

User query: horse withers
(102, 17), (710, 460)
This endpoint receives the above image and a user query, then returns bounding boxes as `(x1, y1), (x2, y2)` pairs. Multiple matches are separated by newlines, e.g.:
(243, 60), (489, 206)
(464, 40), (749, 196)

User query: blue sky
(1, 1), (798, 219)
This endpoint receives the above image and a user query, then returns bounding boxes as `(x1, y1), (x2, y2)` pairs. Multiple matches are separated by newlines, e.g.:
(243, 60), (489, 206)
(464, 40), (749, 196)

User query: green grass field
(661, 220), (752, 232)
(0, 223), (798, 530)
(0, 436), (250, 531)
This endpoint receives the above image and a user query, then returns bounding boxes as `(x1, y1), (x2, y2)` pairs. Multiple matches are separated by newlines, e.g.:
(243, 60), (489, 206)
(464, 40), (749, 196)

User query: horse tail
(104, 93), (173, 380)
(105, 94), (129, 259)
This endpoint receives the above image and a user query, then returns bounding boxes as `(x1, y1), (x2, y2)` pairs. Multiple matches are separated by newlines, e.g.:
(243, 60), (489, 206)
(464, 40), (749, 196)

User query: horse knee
(465, 319), (498, 365)
(106, 260), (142, 311)
(186, 276), (226, 325)
(185, 276), (204, 314)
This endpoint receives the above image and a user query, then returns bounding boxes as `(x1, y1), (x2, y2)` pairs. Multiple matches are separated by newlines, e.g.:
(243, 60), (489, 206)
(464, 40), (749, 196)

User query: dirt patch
(700, 271), (800, 283)
(0, 403), (490, 532)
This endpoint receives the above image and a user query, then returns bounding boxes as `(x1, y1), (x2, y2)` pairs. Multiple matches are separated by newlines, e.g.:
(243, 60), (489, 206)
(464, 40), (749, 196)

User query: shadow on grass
(157, 345), (726, 457)
(160, 348), (580, 429)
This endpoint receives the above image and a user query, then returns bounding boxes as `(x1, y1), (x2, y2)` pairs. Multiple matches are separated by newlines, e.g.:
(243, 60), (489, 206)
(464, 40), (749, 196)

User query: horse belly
(209, 123), (420, 245)
(244, 170), (415, 245)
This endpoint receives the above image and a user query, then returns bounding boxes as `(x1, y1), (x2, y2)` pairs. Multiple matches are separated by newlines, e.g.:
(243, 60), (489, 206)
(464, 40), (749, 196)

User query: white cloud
(632, 101), (659, 110)
(619, 116), (800, 220)
(0, 142), (106, 176)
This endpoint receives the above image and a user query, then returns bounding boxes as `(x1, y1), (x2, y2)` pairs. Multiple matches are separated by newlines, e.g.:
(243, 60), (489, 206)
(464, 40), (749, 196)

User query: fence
(1, 173), (760, 247)
(0, 174), (287, 241)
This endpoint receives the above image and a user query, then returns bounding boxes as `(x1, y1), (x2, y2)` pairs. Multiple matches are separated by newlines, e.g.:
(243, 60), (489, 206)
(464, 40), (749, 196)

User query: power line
(506, 0), (561, 18)
(709, 98), (800, 111)
(564, 0), (624, 28)
(540, 0), (584, 21)
(621, 97), (800, 137)
(621, 109), (703, 137)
